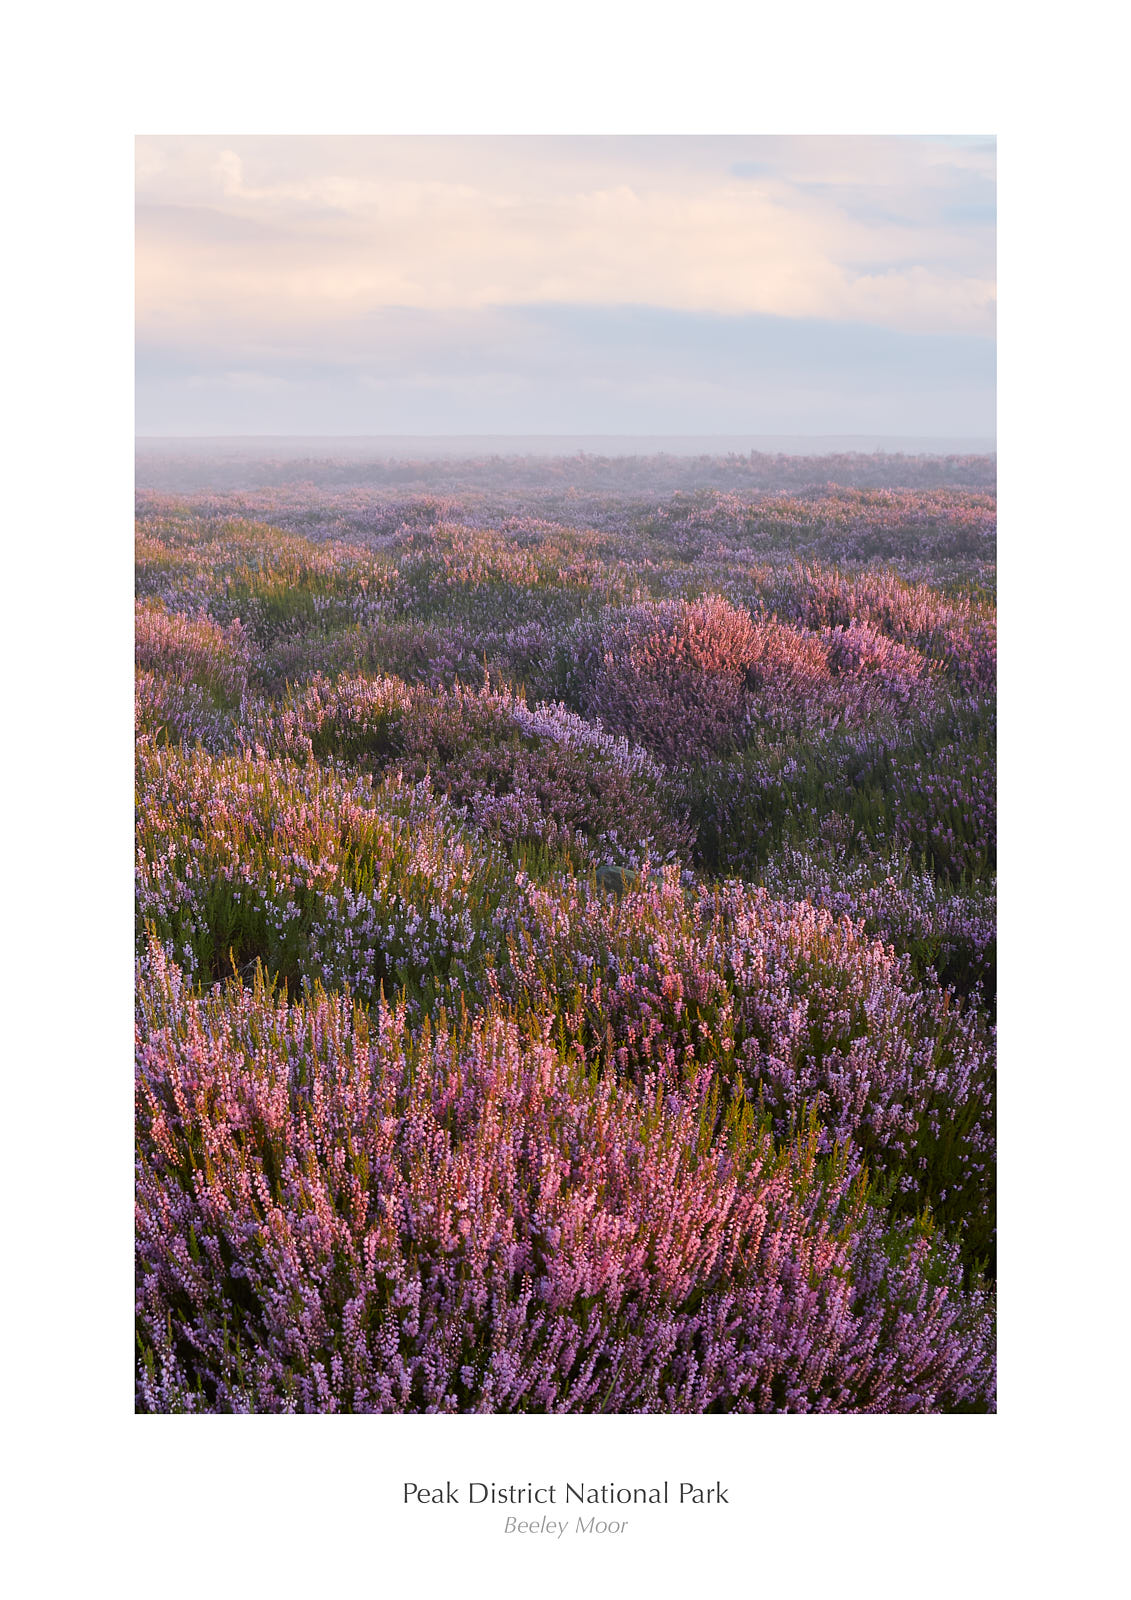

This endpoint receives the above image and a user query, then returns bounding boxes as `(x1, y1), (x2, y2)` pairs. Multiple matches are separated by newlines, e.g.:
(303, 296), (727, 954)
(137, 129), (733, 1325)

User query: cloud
(134, 135), (995, 435)
(136, 135), (995, 338)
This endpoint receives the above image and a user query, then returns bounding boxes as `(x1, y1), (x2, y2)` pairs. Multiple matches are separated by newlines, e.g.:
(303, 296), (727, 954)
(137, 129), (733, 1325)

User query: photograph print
(134, 134), (996, 1414)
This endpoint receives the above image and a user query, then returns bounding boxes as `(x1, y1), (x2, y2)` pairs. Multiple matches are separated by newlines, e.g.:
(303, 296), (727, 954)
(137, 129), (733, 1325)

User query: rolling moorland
(135, 450), (996, 1413)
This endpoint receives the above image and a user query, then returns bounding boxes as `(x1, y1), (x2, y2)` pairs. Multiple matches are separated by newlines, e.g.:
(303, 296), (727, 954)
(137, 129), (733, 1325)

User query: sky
(135, 135), (995, 439)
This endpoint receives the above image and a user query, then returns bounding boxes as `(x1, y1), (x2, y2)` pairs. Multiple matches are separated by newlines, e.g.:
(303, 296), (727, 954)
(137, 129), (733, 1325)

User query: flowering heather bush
(758, 844), (996, 1002)
(491, 872), (994, 1266)
(886, 711), (996, 882)
(135, 670), (240, 755)
(135, 737), (516, 1009)
(137, 516), (399, 642)
(258, 672), (690, 863)
(248, 617), (497, 698)
(821, 619), (934, 700)
(134, 531), (217, 615)
(693, 692), (995, 887)
(134, 601), (253, 752)
(577, 596), (772, 761)
(570, 598), (942, 765)
(135, 600), (250, 712)
(136, 943), (994, 1414)
(135, 456), (996, 1413)
(764, 564), (996, 691)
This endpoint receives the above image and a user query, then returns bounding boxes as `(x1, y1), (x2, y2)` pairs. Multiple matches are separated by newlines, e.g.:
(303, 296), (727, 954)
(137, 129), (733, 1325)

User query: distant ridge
(136, 433), (996, 460)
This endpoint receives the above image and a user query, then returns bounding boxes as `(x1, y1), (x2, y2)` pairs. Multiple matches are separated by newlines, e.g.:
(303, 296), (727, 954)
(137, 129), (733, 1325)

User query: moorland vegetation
(135, 453), (996, 1413)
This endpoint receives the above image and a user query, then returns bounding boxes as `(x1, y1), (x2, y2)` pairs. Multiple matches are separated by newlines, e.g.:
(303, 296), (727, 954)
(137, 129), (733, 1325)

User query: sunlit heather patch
(136, 943), (995, 1415)
(578, 595), (770, 762)
(574, 597), (937, 763)
(491, 871), (995, 1255)
(764, 563), (996, 690)
(821, 619), (934, 700)
(135, 739), (505, 1012)
(135, 599), (251, 713)
(251, 672), (690, 864)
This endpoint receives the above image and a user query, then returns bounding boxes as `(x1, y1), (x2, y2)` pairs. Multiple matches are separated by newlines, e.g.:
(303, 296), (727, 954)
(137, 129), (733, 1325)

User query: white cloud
(136, 135), (995, 339)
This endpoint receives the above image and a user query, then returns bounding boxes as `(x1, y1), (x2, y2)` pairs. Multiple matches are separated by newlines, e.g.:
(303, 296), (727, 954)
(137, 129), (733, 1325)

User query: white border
(8, 3), (1126, 1594)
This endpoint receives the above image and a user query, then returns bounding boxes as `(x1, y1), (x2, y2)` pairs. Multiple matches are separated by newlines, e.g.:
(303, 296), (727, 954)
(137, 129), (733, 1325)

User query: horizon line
(137, 432), (996, 441)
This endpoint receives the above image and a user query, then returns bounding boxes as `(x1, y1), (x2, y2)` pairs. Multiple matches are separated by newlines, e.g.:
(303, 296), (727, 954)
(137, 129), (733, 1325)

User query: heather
(257, 673), (689, 863)
(136, 946), (993, 1415)
(136, 446), (997, 496)
(135, 452), (996, 1413)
